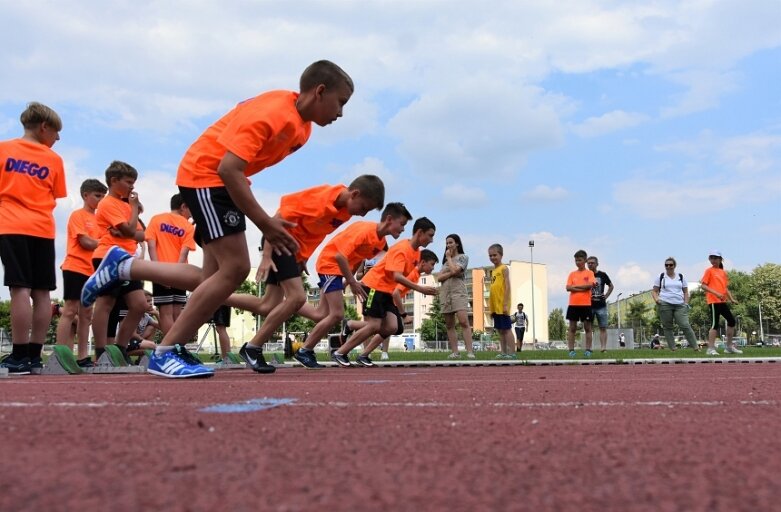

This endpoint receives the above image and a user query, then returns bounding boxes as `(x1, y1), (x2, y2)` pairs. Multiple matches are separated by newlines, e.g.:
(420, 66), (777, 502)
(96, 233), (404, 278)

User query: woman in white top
(436, 234), (474, 359)
(651, 257), (699, 351)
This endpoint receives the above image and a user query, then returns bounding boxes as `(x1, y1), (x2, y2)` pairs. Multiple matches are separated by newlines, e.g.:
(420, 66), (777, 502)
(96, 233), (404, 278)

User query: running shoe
(584, 350), (592, 358)
(81, 246), (132, 307)
(293, 349), (324, 369)
(466, 352), (476, 359)
(706, 348), (720, 356)
(77, 357), (95, 368)
(355, 355), (375, 367)
(29, 356), (43, 370)
(724, 345), (743, 354)
(447, 352), (461, 359)
(0, 354), (32, 375)
(568, 350), (577, 358)
(331, 351), (352, 368)
(147, 345), (215, 378)
(239, 342), (276, 374)
(380, 352), (390, 361)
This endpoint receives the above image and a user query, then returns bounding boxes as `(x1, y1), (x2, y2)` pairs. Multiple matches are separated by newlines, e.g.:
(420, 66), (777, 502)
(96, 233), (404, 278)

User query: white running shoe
(706, 348), (720, 356)
(380, 352), (389, 361)
(724, 345), (743, 354)
(447, 352), (461, 359)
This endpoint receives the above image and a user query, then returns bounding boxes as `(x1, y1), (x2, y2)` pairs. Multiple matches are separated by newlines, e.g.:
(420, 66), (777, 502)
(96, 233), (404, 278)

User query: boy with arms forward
(292, 202), (411, 369)
(240, 175), (385, 373)
(352, 250), (439, 366)
(566, 250), (595, 358)
(145, 194), (195, 334)
(0, 102), (66, 374)
(488, 244), (514, 359)
(82, 60), (355, 378)
(56, 179), (107, 367)
(90, 161), (148, 363)
(332, 217), (438, 367)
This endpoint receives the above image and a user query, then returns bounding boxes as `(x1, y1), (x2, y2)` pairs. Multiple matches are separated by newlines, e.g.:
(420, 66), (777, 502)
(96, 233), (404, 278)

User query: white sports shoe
(724, 345), (743, 354)
(706, 348), (720, 356)
(380, 352), (389, 361)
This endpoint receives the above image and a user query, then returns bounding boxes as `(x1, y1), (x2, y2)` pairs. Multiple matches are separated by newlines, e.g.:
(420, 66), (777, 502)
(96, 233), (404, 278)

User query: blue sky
(1, 1), (779, 310)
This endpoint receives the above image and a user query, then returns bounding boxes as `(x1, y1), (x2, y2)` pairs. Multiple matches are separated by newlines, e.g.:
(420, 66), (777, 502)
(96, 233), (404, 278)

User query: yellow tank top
(489, 264), (507, 314)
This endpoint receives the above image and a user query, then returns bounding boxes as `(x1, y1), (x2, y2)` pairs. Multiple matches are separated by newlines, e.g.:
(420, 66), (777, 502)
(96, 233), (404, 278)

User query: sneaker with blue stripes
(147, 345), (214, 379)
(81, 246), (132, 307)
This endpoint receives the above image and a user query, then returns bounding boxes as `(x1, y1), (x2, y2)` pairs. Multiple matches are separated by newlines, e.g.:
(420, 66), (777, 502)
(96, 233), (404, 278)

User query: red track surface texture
(1, 365), (780, 512)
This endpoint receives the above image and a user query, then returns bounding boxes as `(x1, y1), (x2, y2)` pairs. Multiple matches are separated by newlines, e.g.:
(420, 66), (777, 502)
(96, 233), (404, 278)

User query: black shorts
(212, 304), (231, 327)
(152, 283), (187, 306)
(179, 186), (246, 246)
(62, 270), (89, 301)
(266, 251), (303, 285)
(92, 258), (145, 299)
(362, 285), (398, 320)
(0, 235), (56, 290)
(566, 305), (593, 323)
(709, 302), (736, 328)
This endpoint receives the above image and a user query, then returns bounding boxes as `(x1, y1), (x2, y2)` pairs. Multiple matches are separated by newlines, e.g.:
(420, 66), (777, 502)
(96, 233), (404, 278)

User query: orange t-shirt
(316, 221), (386, 275)
(278, 184), (352, 262)
(395, 267), (420, 299)
(145, 212), (196, 263)
(701, 267), (729, 304)
(0, 138), (66, 238)
(61, 209), (100, 276)
(362, 239), (420, 294)
(93, 196), (143, 259)
(567, 268), (595, 306)
(176, 91), (312, 189)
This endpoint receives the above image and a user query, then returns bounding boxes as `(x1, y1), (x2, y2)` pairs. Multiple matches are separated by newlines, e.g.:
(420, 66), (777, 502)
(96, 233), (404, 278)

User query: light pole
(616, 292), (623, 329)
(528, 241), (536, 343)
(759, 302), (765, 342)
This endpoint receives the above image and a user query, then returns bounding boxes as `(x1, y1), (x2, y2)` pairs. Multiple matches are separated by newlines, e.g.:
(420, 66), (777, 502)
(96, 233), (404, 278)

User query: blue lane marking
(200, 398), (296, 413)
(360, 380), (389, 384)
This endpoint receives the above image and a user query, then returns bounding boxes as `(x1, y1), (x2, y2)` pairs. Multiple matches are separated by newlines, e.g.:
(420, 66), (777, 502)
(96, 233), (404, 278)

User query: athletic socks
(155, 345), (175, 356)
(12, 343), (27, 359)
(117, 258), (133, 280)
(28, 343), (43, 359)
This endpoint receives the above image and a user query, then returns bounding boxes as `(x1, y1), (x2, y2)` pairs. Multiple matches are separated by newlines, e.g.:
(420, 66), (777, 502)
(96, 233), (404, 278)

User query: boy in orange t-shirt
(0, 102), (66, 374)
(565, 249), (596, 358)
(56, 179), (107, 367)
(90, 161), (147, 364)
(332, 217), (438, 367)
(290, 202), (411, 369)
(239, 175), (384, 372)
(81, 60), (355, 379)
(145, 194), (196, 334)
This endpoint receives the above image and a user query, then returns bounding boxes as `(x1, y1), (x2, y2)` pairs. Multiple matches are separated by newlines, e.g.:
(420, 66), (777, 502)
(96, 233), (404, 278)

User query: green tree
(419, 295), (446, 341)
(548, 308), (566, 340)
(626, 300), (653, 341)
(0, 300), (11, 337)
(751, 263), (781, 334)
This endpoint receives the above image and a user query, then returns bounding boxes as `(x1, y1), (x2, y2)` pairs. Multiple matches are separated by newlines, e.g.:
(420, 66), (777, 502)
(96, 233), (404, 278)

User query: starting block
(214, 352), (246, 370)
(38, 345), (84, 375)
(91, 345), (145, 374)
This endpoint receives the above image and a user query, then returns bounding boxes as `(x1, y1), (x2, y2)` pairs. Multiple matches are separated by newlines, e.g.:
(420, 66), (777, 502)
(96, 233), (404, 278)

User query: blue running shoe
(147, 345), (214, 379)
(568, 350), (577, 358)
(584, 350), (592, 358)
(81, 246), (132, 307)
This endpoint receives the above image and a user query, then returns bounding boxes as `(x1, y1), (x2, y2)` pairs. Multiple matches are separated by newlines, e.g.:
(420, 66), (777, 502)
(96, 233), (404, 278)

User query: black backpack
(658, 272), (683, 289)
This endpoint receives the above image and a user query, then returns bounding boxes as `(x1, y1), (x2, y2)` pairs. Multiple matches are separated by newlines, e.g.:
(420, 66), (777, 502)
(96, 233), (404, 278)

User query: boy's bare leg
(337, 317), (383, 354)
(297, 301), (329, 324)
(91, 296), (116, 350)
(246, 277), (306, 348)
(216, 325), (231, 358)
(9, 287), (34, 346)
(56, 299), (79, 349)
(225, 293), (272, 317)
(158, 233), (250, 347)
(583, 322), (593, 351)
(302, 291), (342, 350)
(567, 320), (578, 351)
(76, 304), (93, 359)
(114, 290), (147, 349)
(158, 304), (174, 335)
(360, 334), (386, 357)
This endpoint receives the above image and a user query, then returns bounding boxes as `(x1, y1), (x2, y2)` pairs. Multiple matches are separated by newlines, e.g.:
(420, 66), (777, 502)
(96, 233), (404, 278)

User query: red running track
(1, 364), (780, 511)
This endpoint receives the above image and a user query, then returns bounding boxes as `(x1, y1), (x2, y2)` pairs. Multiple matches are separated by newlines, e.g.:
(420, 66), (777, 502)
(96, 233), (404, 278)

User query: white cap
(709, 250), (722, 258)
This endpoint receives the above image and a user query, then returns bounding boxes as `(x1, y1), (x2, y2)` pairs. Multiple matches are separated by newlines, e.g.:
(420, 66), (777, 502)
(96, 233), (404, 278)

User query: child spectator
(700, 250), (741, 356)
(0, 102), (66, 374)
(566, 249), (595, 358)
(488, 243), (514, 359)
(56, 178), (106, 367)
(145, 194), (195, 334)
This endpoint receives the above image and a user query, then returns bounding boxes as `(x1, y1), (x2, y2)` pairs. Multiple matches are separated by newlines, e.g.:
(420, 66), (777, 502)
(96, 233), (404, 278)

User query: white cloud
(440, 184), (488, 208)
(615, 263), (653, 294)
(571, 110), (648, 138)
(524, 185), (569, 201)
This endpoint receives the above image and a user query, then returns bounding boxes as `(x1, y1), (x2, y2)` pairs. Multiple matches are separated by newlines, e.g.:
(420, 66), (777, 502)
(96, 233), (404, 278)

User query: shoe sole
(293, 353), (324, 369)
(239, 346), (277, 374)
(147, 368), (214, 378)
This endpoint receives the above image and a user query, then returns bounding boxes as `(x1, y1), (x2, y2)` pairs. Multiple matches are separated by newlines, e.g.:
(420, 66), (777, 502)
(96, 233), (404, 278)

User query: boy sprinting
(353, 250), (439, 366)
(292, 202), (411, 369)
(239, 176), (385, 372)
(145, 194), (195, 334)
(0, 102), (66, 374)
(332, 217), (438, 367)
(56, 179), (107, 367)
(82, 60), (355, 378)
(566, 249), (595, 358)
(488, 243), (514, 359)
(90, 161), (149, 363)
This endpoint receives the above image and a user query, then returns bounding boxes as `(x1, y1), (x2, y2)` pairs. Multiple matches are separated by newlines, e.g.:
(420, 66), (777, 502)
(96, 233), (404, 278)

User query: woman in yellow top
(699, 250), (741, 356)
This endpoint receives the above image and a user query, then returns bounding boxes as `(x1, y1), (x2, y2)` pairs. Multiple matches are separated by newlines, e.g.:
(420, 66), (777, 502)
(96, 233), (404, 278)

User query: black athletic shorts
(362, 285), (399, 320)
(212, 304), (232, 327)
(709, 302), (736, 328)
(566, 305), (593, 323)
(0, 234), (56, 290)
(265, 251), (303, 285)
(179, 186), (246, 245)
(62, 269), (89, 301)
(152, 283), (187, 306)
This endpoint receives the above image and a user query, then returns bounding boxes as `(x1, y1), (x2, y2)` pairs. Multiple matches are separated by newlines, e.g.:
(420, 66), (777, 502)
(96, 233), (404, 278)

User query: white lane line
(290, 399), (780, 408)
(0, 401), (169, 408)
